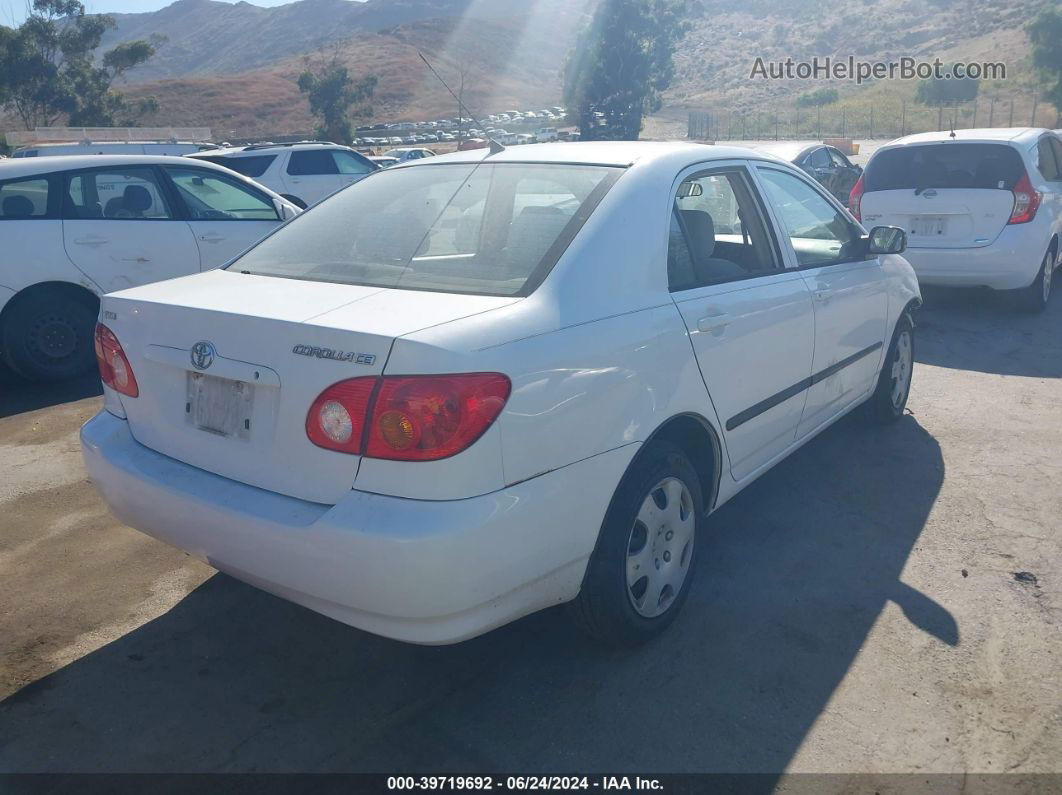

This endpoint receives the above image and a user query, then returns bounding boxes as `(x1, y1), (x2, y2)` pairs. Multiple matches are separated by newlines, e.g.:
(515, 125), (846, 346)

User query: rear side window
(63, 168), (173, 220)
(232, 162), (620, 297)
(864, 143), (1025, 191)
(0, 178), (49, 218)
(197, 155), (276, 178)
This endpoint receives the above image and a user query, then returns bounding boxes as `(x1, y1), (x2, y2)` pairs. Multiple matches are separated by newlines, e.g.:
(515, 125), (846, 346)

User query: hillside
(4, 0), (1051, 139)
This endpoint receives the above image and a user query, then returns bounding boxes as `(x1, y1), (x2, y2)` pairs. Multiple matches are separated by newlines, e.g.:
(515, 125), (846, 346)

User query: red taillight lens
(848, 174), (865, 222)
(366, 373), (511, 461)
(306, 373), (510, 460)
(94, 323), (139, 397)
(1008, 172), (1041, 225)
(305, 377), (376, 454)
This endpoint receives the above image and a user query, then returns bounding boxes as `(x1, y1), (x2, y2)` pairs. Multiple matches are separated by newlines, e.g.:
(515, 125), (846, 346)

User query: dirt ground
(0, 286), (1060, 777)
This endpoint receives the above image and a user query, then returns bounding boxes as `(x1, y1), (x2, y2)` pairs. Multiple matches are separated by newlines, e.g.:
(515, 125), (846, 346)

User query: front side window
(333, 150), (375, 175)
(1035, 138), (1061, 181)
(232, 162), (620, 296)
(64, 168), (172, 220)
(668, 169), (779, 290)
(828, 148), (852, 169)
(0, 177), (49, 219)
(757, 168), (861, 268)
(166, 167), (279, 221)
(807, 148), (831, 169)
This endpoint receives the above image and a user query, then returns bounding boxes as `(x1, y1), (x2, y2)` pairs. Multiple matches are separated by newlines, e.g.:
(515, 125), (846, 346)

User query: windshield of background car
(863, 143), (1025, 191)
(230, 161), (621, 296)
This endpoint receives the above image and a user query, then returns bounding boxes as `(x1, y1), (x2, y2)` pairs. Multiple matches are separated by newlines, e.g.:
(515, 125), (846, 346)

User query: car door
(668, 163), (816, 482)
(61, 166), (201, 293)
(827, 147), (861, 203)
(753, 166), (889, 439)
(163, 165), (282, 269)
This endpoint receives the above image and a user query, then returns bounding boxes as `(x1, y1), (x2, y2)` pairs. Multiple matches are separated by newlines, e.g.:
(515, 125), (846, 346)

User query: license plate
(186, 373), (254, 440)
(909, 215), (947, 237)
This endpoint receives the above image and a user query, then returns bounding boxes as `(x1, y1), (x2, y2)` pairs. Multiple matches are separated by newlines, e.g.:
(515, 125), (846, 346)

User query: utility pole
(1031, 97), (1039, 126)
(988, 97), (995, 127)
(900, 100), (906, 137)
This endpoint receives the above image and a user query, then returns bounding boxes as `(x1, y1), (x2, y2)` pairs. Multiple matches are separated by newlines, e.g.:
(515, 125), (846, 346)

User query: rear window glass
(864, 143), (1025, 191)
(197, 155), (276, 178)
(231, 162), (620, 296)
(0, 178), (49, 218)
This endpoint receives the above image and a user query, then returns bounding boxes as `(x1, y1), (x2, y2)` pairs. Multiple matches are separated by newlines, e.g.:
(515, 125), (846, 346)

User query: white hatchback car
(81, 142), (920, 645)
(0, 155), (299, 380)
(852, 128), (1062, 311)
(187, 142), (379, 209)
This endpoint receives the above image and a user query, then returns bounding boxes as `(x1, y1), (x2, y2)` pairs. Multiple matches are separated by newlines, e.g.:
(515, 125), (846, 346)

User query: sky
(0, 0), (357, 26)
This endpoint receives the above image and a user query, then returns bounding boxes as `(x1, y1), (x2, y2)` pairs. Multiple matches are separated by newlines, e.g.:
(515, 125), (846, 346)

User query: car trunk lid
(104, 270), (517, 504)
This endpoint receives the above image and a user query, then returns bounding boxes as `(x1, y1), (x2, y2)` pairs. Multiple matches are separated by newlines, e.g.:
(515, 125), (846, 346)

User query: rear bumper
(81, 411), (636, 644)
(902, 226), (1051, 290)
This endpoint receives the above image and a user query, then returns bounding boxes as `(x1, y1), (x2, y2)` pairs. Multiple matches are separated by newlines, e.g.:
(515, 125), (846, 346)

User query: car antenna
(417, 51), (505, 155)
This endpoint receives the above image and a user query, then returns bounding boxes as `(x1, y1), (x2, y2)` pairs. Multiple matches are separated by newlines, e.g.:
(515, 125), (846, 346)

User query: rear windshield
(230, 161), (621, 297)
(195, 154), (276, 178)
(864, 143), (1025, 191)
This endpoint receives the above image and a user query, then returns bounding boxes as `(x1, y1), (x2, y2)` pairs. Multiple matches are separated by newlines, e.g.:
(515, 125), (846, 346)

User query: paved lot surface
(0, 288), (1059, 775)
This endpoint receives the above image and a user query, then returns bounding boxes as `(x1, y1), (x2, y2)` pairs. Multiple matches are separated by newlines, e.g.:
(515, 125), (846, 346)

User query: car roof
(0, 153), (245, 179)
(882, 127), (1049, 148)
(193, 142), (347, 157)
(748, 142), (817, 162)
(390, 140), (778, 169)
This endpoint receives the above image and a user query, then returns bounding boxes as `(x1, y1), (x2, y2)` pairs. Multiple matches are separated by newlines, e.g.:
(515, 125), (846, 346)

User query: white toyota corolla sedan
(81, 142), (920, 645)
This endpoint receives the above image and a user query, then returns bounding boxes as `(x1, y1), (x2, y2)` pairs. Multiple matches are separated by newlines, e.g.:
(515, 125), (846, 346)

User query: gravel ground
(0, 286), (1059, 777)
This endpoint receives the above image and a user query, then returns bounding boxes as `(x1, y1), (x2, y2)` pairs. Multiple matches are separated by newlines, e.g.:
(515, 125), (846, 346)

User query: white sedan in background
(81, 142), (919, 645)
(0, 155), (299, 380)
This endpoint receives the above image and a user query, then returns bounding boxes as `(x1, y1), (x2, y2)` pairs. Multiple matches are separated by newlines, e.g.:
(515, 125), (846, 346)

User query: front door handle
(198, 233), (225, 244)
(697, 313), (729, 333)
(74, 236), (108, 247)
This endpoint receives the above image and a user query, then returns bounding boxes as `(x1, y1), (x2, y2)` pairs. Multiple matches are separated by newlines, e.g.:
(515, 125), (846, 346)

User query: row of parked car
(1, 127), (1060, 383)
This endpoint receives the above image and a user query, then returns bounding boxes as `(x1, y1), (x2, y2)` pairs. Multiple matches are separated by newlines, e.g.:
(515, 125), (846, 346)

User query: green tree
(563, 0), (690, 141)
(914, 68), (979, 106)
(297, 54), (377, 145)
(0, 0), (159, 129)
(1027, 6), (1062, 125)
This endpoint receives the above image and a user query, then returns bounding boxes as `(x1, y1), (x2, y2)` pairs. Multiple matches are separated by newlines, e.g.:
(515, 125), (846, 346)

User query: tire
(862, 312), (914, 424)
(571, 441), (703, 646)
(1, 290), (98, 381)
(280, 194), (308, 210)
(1013, 247), (1054, 314)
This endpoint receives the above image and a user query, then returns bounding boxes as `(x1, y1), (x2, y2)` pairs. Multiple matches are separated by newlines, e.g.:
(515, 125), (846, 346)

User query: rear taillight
(94, 323), (138, 397)
(305, 376), (376, 454)
(848, 174), (865, 222)
(306, 373), (511, 461)
(1008, 172), (1041, 225)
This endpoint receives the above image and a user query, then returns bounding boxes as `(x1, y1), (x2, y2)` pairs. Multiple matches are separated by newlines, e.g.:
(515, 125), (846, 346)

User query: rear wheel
(862, 313), (914, 424)
(1014, 247), (1054, 313)
(1, 290), (98, 381)
(571, 441), (702, 646)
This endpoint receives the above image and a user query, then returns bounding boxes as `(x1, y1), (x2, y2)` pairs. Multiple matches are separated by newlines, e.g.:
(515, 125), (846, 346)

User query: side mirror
(867, 225), (907, 256)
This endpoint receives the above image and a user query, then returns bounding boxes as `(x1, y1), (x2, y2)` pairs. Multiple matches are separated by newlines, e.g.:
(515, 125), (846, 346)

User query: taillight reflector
(94, 323), (139, 397)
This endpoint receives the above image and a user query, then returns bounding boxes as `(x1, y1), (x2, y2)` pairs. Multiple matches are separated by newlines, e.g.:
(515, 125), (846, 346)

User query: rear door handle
(697, 313), (729, 333)
(813, 289), (830, 302)
(74, 236), (108, 247)
(198, 233), (225, 243)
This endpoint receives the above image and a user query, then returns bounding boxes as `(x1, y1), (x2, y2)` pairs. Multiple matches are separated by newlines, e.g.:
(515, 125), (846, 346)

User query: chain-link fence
(688, 94), (1060, 141)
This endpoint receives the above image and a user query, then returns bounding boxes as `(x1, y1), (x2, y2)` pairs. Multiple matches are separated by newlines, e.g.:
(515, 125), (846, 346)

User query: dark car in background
(754, 143), (863, 205)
